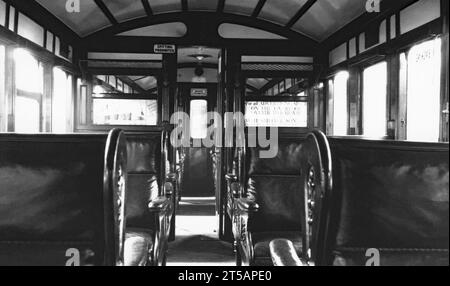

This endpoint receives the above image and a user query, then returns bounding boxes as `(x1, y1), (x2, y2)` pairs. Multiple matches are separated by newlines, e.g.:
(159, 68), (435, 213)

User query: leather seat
(124, 229), (153, 266)
(234, 138), (305, 266)
(0, 130), (127, 266)
(253, 232), (302, 266)
(300, 131), (449, 266)
(124, 130), (174, 266)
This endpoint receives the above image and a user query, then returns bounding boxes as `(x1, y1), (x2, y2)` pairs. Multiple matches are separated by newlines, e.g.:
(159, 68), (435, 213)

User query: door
(181, 84), (217, 197)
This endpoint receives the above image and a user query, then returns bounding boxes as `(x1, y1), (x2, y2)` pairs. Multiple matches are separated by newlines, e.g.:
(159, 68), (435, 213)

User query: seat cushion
(252, 231), (302, 266)
(124, 229), (154, 266)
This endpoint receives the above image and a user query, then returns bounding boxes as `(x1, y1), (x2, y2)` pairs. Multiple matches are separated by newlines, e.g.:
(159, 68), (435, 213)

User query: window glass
(332, 71), (349, 136)
(93, 99), (158, 126)
(246, 77), (306, 97)
(14, 49), (43, 93)
(92, 74), (158, 126)
(0, 45), (5, 131)
(15, 96), (40, 133)
(406, 38), (442, 142)
(363, 62), (387, 137)
(245, 101), (308, 127)
(190, 99), (208, 139)
(52, 67), (72, 133)
(14, 48), (43, 133)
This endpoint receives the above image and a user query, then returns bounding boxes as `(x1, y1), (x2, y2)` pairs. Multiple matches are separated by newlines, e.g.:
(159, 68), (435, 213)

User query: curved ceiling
(35, 0), (368, 42)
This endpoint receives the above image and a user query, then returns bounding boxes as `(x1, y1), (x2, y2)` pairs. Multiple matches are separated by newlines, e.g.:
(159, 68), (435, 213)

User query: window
(190, 99), (208, 139)
(0, 45), (5, 131)
(93, 99), (158, 126)
(14, 48), (43, 133)
(363, 62), (387, 137)
(332, 71), (349, 136)
(244, 77), (309, 128)
(245, 101), (308, 127)
(406, 38), (442, 142)
(91, 75), (159, 126)
(52, 67), (73, 133)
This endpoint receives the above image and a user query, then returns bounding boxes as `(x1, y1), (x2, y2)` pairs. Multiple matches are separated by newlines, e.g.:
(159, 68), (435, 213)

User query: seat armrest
(148, 196), (171, 213)
(269, 239), (307, 266)
(236, 197), (259, 213)
(230, 182), (241, 198)
(164, 173), (177, 197)
(225, 173), (238, 183)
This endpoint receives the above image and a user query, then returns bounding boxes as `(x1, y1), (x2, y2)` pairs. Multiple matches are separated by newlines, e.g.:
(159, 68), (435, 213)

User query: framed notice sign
(245, 101), (308, 127)
(154, 44), (176, 54)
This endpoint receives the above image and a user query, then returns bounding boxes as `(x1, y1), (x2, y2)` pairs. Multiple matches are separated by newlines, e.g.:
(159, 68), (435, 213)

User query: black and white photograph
(0, 0), (448, 271)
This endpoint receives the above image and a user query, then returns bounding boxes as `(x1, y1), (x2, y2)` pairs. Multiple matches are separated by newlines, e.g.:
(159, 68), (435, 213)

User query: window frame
(360, 60), (389, 138)
(76, 73), (162, 132)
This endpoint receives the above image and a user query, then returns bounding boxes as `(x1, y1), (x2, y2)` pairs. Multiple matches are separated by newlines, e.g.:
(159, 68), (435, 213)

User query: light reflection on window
(14, 49), (43, 93)
(363, 62), (387, 137)
(190, 99), (208, 139)
(406, 38), (442, 142)
(15, 97), (40, 133)
(14, 48), (43, 133)
(332, 71), (349, 136)
(93, 99), (158, 126)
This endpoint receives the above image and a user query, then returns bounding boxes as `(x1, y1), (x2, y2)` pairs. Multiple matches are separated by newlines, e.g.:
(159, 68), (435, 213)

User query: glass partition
(91, 75), (159, 126)
(244, 77), (309, 128)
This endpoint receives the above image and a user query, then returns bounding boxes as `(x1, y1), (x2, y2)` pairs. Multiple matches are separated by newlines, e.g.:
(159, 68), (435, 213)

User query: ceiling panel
(150, 0), (182, 14)
(218, 23), (286, 39)
(36, 0), (110, 37)
(104, 0), (147, 23)
(292, 0), (367, 41)
(259, 0), (308, 26)
(223, 0), (259, 16)
(188, 0), (219, 11)
(119, 22), (187, 37)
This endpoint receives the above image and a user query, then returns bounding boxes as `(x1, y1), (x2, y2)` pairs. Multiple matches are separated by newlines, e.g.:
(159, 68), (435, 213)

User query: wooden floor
(166, 197), (235, 266)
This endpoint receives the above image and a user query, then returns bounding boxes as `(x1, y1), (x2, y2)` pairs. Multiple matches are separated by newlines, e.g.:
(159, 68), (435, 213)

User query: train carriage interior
(0, 0), (448, 267)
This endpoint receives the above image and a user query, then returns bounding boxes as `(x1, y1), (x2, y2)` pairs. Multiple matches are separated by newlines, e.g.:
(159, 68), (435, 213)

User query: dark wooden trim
(181, 0), (188, 12)
(286, 0), (317, 29)
(141, 0), (153, 16)
(7, 0), (81, 45)
(245, 96), (309, 102)
(0, 26), (79, 74)
(252, 0), (267, 18)
(217, 0), (226, 13)
(92, 94), (158, 100)
(84, 36), (317, 56)
(83, 11), (318, 46)
(94, 0), (118, 26)
(86, 67), (162, 76)
(322, 0), (419, 50)
(325, 19), (442, 76)
(242, 70), (313, 78)
(13, 6), (18, 33)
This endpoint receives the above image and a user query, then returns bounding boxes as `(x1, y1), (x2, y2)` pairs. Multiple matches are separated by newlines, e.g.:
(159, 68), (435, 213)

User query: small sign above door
(190, 88), (208, 97)
(154, 44), (176, 54)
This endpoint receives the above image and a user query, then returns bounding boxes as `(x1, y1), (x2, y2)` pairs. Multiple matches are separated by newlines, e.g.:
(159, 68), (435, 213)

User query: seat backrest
(125, 132), (163, 230)
(303, 131), (449, 266)
(245, 137), (304, 233)
(0, 130), (127, 266)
